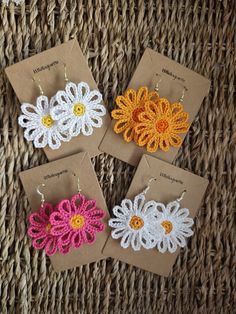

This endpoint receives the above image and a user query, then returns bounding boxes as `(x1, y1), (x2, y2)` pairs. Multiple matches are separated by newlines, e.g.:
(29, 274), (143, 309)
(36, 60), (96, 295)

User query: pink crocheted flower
(50, 193), (105, 249)
(27, 203), (69, 256)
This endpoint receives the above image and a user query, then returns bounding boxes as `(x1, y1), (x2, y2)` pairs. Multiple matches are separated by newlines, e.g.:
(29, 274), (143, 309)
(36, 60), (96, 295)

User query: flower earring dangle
(154, 189), (194, 253)
(27, 174), (106, 256)
(109, 178), (164, 251)
(50, 64), (106, 137)
(18, 76), (71, 149)
(134, 79), (190, 152)
(27, 183), (69, 256)
(49, 174), (106, 250)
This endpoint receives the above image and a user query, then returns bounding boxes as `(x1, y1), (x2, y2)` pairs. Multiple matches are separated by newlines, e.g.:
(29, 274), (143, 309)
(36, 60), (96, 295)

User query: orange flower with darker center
(135, 98), (189, 152)
(111, 87), (159, 142)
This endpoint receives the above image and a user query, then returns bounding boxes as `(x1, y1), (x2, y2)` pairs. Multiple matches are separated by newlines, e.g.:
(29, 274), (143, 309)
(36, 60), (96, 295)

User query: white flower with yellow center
(155, 201), (194, 253)
(50, 82), (106, 137)
(109, 193), (163, 251)
(18, 95), (71, 149)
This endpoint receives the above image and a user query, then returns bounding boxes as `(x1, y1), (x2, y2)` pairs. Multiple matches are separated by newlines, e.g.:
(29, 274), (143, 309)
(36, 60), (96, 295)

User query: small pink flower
(50, 193), (105, 249)
(27, 203), (69, 256)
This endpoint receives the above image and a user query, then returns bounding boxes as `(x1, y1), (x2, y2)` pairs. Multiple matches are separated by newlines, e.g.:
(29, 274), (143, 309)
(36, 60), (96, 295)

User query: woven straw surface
(0, 1), (235, 313)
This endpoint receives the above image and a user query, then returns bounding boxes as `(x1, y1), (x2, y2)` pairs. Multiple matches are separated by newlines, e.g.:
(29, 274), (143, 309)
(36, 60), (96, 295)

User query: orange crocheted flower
(111, 87), (159, 142)
(134, 98), (189, 152)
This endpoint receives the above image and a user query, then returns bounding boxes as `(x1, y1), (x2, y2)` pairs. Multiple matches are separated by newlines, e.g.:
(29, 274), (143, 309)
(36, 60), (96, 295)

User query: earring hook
(154, 76), (162, 93)
(142, 177), (157, 195)
(71, 171), (82, 193)
(32, 76), (44, 95)
(179, 89), (185, 103)
(176, 189), (186, 202)
(37, 183), (46, 206)
(63, 63), (69, 82)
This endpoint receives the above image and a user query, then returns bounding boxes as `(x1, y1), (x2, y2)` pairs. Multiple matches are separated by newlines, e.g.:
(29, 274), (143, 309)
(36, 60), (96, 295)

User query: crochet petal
(58, 230), (72, 246)
(113, 119), (130, 134)
(50, 224), (69, 237)
(69, 119), (82, 137)
(115, 95), (132, 110)
(20, 103), (41, 118)
(77, 82), (90, 101)
(32, 236), (48, 250)
(124, 89), (137, 105)
(82, 229), (95, 244)
(111, 227), (127, 239)
(71, 193), (86, 212)
(44, 237), (58, 256)
(88, 220), (104, 232)
(171, 112), (189, 124)
(146, 135), (159, 152)
(168, 133), (183, 147)
(89, 104), (106, 117)
(111, 109), (127, 120)
(81, 120), (93, 136)
(82, 199), (97, 214)
(174, 234), (187, 248)
(112, 205), (130, 219)
(167, 236), (178, 253)
(65, 82), (79, 103)
(171, 123), (189, 134)
(137, 86), (148, 104)
(145, 100), (161, 118)
(109, 219), (127, 229)
(28, 226), (46, 239)
(133, 193), (145, 213)
(166, 201), (180, 216)
(157, 237), (168, 253)
(159, 135), (170, 152)
(85, 90), (103, 105)
(89, 209), (105, 220)
(33, 129), (48, 148)
(28, 212), (48, 228)
(131, 232), (141, 251)
(71, 230), (83, 248)
(123, 126), (135, 142)
(18, 115), (39, 128)
(57, 199), (73, 218)
(171, 103), (183, 116)
(86, 115), (103, 128)
(120, 231), (132, 249)
(51, 104), (71, 121)
(120, 199), (133, 214)
(47, 131), (61, 150)
(36, 95), (49, 114)
(136, 130), (152, 146)
(157, 98), (171, 117)
(148, 91), (159, 103)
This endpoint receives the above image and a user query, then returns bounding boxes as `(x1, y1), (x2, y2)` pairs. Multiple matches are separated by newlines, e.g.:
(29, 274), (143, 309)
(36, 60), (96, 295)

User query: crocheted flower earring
(27, 184), (69, 256)
(18, 77), (71, 150)
(50, 64), (106, 137)
(135, 81), (190, 152)
(49, 174), (106, 250)
(109, 178), (164, 251)
(111, 86), (159, 143)
(154, 190), (194, 253)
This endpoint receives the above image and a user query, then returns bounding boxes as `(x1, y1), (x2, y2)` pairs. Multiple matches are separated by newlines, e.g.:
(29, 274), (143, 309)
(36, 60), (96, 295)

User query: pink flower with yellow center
(49, 193), (105, 249)
(28, 203), (69, 256)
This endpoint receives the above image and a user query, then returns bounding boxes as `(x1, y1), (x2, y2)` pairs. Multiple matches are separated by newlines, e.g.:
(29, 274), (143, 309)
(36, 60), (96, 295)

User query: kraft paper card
(5, 39), (110, 161)
(100, 48), (210, 166)
(103, 154), (209, 276)
(20, 152), (109, 272)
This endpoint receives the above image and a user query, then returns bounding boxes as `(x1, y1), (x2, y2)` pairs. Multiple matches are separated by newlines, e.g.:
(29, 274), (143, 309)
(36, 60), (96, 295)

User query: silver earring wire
(32, 76), (44, 95)
(142, 177), (157, 195)
(63, 63), (69, 82)
(71, 171), (82, 193)
(37, 183), (46, 207)
(179, 88), (185, 103)
(154, 77), (162, 93)
(176, 189), (187, 202)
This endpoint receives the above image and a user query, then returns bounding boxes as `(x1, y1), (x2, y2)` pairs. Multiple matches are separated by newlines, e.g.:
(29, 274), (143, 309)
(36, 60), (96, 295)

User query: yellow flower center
(156, 119), (169, 133)
(41, 115), (54, 128)
(45, 223), (52, 233)
(70, 214), (85, 230)
(129, 215), (144, 230)
(132, 107), (143, 123)
(161, 220), (173, 234)
(73, 103), (85, 116)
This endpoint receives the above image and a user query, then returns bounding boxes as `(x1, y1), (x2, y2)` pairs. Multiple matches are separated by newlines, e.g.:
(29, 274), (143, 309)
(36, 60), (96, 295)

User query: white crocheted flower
(155, 201), (194, 253)
(109, 193), (163, 251)
(51, 82), (106, 137)
(18, 95), (71, 149)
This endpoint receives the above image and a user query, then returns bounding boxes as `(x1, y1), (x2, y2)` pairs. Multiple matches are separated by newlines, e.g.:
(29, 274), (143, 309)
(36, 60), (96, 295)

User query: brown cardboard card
(103, 154), (208, 276)
(20, 152), (109, 272)
(5, 39), (110, 161)
(100, 48), (210, 166)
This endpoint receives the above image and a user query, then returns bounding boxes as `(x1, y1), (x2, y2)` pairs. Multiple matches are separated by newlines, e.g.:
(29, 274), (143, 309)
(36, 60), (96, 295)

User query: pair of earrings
(28, 175), (106, 256)
(18, 65), (106, 150)
(112, 77), (189, 152)
(109, 178), (194, 253)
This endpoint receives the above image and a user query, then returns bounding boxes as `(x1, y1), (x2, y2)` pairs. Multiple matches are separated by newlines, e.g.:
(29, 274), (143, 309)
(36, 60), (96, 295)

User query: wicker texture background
(0, 0), (235, 313)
